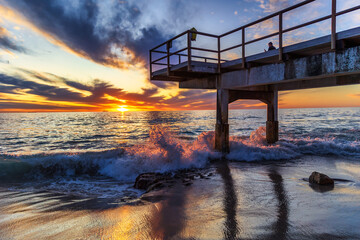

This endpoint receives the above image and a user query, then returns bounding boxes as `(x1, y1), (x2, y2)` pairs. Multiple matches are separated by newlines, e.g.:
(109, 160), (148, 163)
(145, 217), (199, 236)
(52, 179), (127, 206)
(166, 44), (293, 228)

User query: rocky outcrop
(309, 171), (334, 185)
(133, 172), (175, 193)
(134, 169), (213, 193)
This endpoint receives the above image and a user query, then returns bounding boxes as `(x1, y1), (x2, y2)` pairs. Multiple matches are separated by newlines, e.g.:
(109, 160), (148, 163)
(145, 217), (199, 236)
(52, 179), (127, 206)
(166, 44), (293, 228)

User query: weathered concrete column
(266, 91), (279, 143)
(215, 88), (229, 153)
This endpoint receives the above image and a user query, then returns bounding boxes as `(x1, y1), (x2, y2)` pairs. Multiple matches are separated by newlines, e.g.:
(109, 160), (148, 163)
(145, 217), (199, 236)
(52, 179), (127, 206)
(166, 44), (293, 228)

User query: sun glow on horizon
(117, 106), (129, 112)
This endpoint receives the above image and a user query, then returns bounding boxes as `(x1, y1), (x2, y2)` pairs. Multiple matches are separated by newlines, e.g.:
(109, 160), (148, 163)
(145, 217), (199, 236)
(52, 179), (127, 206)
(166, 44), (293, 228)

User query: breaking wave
(227, 126), (360, 161)
(1, 126), (359, 183)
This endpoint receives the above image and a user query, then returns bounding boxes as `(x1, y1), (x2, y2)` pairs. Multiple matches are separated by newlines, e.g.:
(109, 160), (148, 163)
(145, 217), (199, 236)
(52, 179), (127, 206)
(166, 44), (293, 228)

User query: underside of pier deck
(149, 1), (360, 153)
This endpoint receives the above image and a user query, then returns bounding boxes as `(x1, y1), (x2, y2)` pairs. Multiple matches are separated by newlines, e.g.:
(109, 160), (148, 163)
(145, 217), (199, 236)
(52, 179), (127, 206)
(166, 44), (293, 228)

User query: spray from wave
(0, 126), (218, 182)
(1, 126), (359, 183)
(228, 126), (360, 161)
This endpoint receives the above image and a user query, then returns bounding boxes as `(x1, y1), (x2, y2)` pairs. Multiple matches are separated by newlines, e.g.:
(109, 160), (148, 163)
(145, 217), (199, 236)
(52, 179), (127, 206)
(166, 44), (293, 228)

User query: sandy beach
(1, 0), (360, 238)
(1, 155), (360, 240)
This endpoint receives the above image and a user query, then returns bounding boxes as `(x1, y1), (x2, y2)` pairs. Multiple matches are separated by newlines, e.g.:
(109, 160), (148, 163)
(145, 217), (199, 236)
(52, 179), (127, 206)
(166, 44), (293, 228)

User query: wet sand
(1, 156), (360, 240)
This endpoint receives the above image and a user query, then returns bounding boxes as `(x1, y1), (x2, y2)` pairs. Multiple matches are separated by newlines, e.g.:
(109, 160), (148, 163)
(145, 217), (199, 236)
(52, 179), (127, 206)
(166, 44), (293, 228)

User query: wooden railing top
(219, 0), (315, 38)
(149, 0), (360, 79)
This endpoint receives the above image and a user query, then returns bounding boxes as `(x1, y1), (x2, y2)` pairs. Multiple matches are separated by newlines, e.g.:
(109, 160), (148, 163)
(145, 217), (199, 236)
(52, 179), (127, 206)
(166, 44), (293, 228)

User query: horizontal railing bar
(153, 50), (182, 55)
(192, 55), (211, 60)
(221, 32), (278, 51)
(245, 31), (279, 45)
(152, 50), (168, 54)
(152, 57), (228, 66)
(192, 30), (219, 38)
(150, 30), (188, 51)
(152, 55), (227, 64)
(151, 63), (170, 66)
(336, 5), (360, 16)
(152, 58), (228, 67)
(283, 14), (331, 33)
(191, 47), (218, 53)
(221, 43), (243, 53)
(219, 5), (359, 52)
(152, 55), (168, 63)
(150, 2), (360, 75)
(152, 52), (225, 64)
(150, 42), (167, 53)
(168, 47), (188, 57)
(220, 0), (315, 37)
(277, 0), (315, 14)
(150, 29), (220, 53)
(153, 49), (219, 61)
(189, 55), (220, 61)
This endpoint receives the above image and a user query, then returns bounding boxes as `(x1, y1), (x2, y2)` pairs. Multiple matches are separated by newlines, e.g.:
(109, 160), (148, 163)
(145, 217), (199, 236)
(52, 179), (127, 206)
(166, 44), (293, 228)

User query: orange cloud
(0, 5), (142, 70)
(349, 93), (360, 98)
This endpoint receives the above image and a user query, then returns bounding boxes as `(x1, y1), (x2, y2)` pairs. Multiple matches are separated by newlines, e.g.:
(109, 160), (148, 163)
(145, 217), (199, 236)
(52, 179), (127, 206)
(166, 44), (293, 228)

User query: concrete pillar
(266, 91), (279, 143)
(215, 88), (229, 153)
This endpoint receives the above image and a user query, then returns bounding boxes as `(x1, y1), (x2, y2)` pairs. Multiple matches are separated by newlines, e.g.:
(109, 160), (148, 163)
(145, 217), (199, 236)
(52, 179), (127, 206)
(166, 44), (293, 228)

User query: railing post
(167, 42), (171, 76)
(242, 28), (246, 68)
(331, 0), (336, 50)
(149, 50), (152, 80)
(279, 12), (283, 61)
(217, 37), (221, 73)
(187, 31), (192, 71)
(178, 55), (181, 64)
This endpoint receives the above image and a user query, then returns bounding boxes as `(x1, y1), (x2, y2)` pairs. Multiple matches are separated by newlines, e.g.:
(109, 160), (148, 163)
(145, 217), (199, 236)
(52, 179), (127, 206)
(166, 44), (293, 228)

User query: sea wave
(0, 126), (217, 182)
(1, 126), (359, 183)
(228, 126), (360, 161)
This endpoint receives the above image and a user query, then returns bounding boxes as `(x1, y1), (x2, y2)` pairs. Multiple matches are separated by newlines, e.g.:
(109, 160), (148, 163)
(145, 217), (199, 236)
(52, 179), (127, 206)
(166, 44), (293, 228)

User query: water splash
(1, 126), (359, 184)
(123, 126), (218, 175)
(227, 126), (360, 161)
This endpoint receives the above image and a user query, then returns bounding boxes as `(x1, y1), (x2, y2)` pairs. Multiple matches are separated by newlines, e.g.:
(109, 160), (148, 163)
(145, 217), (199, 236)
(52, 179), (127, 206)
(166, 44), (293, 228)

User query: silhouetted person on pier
(265, 42), (276, 52)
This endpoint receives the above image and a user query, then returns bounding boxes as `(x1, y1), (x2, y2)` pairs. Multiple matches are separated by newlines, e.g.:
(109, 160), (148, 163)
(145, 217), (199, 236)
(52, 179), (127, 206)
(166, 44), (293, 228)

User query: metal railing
(149, 30), (223, 76)
(149, 0), (360, 79)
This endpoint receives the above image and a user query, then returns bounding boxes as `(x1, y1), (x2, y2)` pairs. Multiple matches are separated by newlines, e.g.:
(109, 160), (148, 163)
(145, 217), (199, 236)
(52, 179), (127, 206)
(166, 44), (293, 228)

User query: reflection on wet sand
(215, 162), (290, 240)
(0, 190), (96, 240)
(265, 168), (289, 240)
(2, 157), (360, 240)
(216, 160), (240, 240)
(308, 181), (334, 193)
(145, 183), (187, 239)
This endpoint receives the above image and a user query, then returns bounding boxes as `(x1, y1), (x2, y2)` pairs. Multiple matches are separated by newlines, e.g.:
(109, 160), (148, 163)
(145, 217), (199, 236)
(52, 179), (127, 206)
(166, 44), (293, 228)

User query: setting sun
(117, 106), (128, 112)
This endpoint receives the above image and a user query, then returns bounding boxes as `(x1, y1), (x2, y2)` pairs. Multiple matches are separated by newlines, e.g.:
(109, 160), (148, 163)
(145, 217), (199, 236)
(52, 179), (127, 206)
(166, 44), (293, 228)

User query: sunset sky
(0, 0), (359, 112)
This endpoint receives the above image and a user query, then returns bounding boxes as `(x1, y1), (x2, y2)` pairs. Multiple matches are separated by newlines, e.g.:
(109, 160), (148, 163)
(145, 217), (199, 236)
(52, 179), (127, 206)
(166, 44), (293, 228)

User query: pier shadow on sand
(216, 160), (241, 240)
(215, 161), (291, 240)
(145, 183), (187, 239)
(262, 168), (290, 240)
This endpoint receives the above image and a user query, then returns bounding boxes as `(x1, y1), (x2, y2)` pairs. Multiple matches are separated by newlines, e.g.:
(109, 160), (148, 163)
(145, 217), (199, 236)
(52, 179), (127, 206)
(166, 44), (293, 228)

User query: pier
(149, 0), (360, 152)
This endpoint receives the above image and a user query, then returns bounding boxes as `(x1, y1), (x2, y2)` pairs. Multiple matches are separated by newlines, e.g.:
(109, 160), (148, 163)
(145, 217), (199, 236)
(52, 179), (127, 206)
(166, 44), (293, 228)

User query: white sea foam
(1, 126), (359, 184)
(228, 126), (360, 161)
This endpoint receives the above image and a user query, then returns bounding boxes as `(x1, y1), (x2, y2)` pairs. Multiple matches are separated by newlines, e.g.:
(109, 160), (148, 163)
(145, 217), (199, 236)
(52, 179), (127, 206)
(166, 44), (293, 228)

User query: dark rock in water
(183, 182), (192, 186)
(134, 172), (166, 190)
(134, 169), (214, 193)
(309, 182), (334, 193)
(309, 171), (334, 185)
(146, 182), (165, 192)
(134, 172), (178, 192)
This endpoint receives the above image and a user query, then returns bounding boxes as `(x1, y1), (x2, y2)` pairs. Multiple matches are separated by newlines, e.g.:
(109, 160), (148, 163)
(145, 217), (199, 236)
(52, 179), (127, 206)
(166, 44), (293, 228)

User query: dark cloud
(0, 70), (220, 111)
(0, 73), (85, 102)
(3, 0), (191, 69)
(0, 68), (269, 112)
(151, 81), (179, 89)
(0, 27), (27, 53)
(0, 102), (90, 111)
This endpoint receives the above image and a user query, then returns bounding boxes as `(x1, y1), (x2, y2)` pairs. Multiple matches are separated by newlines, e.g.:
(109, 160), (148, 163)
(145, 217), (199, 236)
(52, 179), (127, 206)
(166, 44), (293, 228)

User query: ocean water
(0, 108), (359, 198)
(1, 108), (360, 239)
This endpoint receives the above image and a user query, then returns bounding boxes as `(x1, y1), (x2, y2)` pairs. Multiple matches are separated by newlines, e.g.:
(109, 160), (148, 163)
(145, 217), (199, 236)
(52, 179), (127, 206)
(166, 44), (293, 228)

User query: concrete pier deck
(149, 0), (360, 152)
